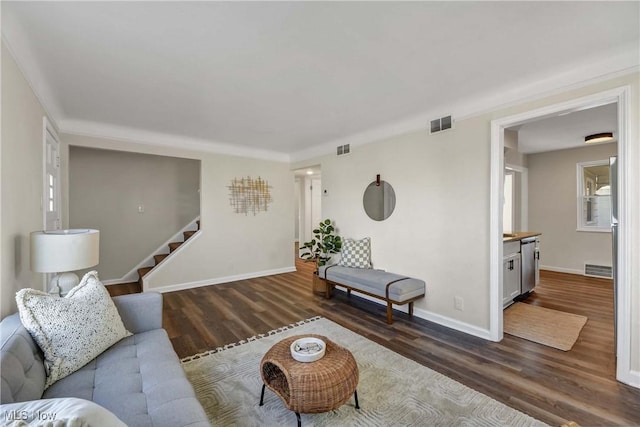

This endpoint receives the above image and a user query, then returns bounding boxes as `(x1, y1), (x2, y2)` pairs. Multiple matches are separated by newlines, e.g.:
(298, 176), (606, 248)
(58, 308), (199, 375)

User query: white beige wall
(298, 115), (494, 331)
(292, 72), (640, 373)
(1, 42), (49, 317)
(68, 146), (201, 280)
(62, 134), (295, 291)
(528, 143), (617, 274)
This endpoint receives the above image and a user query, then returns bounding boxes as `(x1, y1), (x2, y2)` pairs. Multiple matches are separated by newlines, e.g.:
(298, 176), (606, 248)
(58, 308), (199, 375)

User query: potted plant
(300, 219), (342, 295)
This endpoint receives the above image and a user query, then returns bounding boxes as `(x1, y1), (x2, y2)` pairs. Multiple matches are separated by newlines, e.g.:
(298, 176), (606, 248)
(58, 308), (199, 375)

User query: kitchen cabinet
(502, 234), (541, 309)
(503, 247), (521, 308)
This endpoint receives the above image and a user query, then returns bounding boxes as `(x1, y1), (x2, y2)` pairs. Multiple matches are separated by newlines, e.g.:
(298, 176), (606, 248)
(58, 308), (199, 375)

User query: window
(503, 170), (514, 234)
(577, 160), (611, 232)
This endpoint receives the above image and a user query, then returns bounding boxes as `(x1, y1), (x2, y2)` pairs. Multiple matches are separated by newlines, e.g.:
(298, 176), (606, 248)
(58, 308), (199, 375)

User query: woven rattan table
(259, 334), (359, 426)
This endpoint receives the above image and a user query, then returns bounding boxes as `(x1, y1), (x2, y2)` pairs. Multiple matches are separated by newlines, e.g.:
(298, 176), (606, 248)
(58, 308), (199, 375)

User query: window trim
(576, 159), (612, 233)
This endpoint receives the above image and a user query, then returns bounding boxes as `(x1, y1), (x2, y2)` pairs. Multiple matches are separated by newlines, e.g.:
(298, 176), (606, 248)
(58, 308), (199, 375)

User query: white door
(43, 118), (61, 231)
(310, 177), (322, 234)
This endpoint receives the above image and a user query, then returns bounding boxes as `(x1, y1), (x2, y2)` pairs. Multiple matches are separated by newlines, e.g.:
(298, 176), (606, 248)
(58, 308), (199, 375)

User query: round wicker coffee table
(259, 334), (359, 426)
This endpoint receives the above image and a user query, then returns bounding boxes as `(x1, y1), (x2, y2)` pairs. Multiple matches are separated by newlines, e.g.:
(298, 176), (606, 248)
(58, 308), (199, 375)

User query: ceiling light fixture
(306, 170), (314, 175)
(585, 132), (613, 144)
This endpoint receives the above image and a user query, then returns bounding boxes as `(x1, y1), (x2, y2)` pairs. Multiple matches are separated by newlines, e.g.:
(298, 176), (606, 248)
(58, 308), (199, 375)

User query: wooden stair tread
(138, 266), (153, 276)
(134, 220), (199, 287)
(154, 254), (169, 264)
(137, 266), (153, 286)
(169, 242), (183, 252)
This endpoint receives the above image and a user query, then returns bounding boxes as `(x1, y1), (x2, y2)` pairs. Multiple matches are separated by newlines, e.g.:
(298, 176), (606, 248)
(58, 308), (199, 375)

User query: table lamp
(30, 229), (100, 296)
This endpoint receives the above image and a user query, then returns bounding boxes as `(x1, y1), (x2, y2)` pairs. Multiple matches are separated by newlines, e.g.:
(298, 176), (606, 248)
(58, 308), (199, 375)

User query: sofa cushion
(0, 313), (46, 404)
(0, 397), (127, 426)
(16, 271), (131, 388)
(339, 237), (372, 268)
(43, 329), (209, 427)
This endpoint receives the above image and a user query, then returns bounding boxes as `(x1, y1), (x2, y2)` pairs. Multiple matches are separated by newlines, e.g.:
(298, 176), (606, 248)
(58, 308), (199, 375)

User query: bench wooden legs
(386, 302), (414, 324)
(322, 278), (422, 325)
(386, 302), (393, 324)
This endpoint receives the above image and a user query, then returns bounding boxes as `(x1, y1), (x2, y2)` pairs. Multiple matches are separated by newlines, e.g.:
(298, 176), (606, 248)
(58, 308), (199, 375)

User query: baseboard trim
(332, 286), (493, 341)
(412, 307), (494, 341)
(540, 265), (583, 276)
(102, 279), (130, 286)
(148, 266), (297, 293)
(618, 369), (640, 389)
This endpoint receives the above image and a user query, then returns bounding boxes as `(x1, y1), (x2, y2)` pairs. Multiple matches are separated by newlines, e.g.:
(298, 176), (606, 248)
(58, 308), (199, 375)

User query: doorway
(293, 166), (321, 257)
(490, 86), (634, 386)
(43, 117), (61, 232)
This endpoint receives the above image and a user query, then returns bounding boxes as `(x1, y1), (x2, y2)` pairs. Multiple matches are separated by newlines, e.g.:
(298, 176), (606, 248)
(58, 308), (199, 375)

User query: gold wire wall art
(228, 176), (273, 215)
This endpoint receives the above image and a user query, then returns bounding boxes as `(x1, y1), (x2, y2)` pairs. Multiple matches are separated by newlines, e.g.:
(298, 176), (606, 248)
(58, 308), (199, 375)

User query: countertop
(503, 231), (542, 243)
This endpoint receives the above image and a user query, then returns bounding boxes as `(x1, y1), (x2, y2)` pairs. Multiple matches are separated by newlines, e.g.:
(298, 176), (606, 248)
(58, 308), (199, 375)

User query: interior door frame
(42, 117), (62, 292)
(489, 86), (635, 386)
(43, 117), (62, 231)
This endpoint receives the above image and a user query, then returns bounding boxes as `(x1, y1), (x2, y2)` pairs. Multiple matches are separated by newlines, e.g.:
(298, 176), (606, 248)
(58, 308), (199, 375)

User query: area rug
(504, 302), (588, 351)
(181, 316), (547, 426)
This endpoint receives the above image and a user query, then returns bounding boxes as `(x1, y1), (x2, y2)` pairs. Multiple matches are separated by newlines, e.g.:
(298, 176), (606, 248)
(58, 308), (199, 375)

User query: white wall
(68, 146), (201, 280)
(62, 134), (295, 292)
(528, 143), (617, 274)
(1, 42), (50, 317)
(292, 72), (640, 373)
(298, 115), (494, 330)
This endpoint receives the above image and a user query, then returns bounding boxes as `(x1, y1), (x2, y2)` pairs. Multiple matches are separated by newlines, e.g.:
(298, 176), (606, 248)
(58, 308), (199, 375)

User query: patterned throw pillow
(16, 271), (131, 388)
(339, 237), (372, 268)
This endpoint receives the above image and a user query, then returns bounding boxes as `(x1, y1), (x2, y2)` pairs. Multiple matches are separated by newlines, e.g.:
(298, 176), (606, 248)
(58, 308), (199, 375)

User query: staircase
(136, 219), (200, 286)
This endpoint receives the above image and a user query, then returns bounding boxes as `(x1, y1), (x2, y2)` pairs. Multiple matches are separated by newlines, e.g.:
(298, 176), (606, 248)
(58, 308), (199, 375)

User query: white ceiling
(2, 2), (638, 161)
(515, 103), (618, 154)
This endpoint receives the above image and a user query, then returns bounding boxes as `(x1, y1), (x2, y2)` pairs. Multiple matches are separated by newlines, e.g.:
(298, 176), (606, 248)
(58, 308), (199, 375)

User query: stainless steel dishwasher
(521, 237), (537, 294)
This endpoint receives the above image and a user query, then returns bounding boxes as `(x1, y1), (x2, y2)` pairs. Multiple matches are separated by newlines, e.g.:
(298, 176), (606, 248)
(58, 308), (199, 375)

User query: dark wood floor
(108, 257), (640, 427)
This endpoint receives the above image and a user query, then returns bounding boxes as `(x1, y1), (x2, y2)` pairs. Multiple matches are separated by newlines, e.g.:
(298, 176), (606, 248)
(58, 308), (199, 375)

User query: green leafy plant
(300, 219), (342, 268)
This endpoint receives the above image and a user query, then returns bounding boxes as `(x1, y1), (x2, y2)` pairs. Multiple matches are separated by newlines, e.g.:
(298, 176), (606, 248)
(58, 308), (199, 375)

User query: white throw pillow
(0, 397), (127, 426)
(339, 237), (372, 268)
(16, 271), (131, 388)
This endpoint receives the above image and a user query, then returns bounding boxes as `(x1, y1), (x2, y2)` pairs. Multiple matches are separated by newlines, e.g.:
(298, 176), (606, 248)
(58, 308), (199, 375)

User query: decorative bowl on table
(290, 337), (326, 363)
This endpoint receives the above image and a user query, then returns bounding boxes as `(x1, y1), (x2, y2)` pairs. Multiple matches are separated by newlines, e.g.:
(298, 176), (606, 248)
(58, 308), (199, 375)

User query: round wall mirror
(363, 180), (396, 221)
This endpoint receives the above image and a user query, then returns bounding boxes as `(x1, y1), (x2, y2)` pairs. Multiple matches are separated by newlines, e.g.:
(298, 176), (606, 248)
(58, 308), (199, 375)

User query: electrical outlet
(138, 204), (144, 213)
(454, 296), (464, 311)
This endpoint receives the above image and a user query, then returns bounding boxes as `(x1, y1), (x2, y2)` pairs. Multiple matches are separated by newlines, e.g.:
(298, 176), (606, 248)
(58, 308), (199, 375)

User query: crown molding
(4, 6), (637, 165)
(1, 31), (63, 127)
(59, 119), (290, 163)
(290, 43), (639, 162)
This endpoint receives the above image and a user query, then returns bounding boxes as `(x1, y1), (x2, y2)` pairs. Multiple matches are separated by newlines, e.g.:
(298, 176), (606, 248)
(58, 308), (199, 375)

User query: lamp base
(49, 272), (80, 297)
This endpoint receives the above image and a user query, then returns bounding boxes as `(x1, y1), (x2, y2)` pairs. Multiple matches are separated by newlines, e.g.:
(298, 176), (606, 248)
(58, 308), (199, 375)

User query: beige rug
(182, 316), (547, 426)
(504, 302), (588, 351)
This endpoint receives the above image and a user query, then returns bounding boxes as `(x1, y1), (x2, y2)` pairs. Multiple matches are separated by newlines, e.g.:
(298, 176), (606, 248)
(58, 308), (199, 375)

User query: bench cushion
(318, 265), (425, 302)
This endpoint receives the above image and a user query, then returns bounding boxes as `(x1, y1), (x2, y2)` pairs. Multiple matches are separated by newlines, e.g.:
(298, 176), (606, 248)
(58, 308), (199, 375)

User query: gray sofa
(0, 292), (210, 427)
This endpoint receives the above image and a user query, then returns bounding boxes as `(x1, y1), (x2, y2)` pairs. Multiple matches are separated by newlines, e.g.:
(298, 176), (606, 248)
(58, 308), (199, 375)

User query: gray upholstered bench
(317, 265), (426, 324)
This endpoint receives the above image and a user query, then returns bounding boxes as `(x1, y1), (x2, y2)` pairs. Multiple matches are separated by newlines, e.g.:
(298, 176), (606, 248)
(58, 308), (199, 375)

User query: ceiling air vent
(336, 144), (350, 156)
(584, 263), (612, 279)
(430, 115), (453, 134)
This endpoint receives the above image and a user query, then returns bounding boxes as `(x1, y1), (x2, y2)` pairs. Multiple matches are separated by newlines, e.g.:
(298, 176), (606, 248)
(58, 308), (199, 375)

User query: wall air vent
(336, 144), (350, 156)
(430, 115), (453, 134)
(584, 263), (613, 279)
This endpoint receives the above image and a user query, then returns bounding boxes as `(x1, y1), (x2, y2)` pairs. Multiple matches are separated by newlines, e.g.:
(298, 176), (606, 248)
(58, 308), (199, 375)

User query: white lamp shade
(30, 229), (99, 273)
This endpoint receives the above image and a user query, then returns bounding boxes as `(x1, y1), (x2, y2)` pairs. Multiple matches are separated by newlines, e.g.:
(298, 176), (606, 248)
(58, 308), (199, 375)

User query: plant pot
(312, 271), (328, 296)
